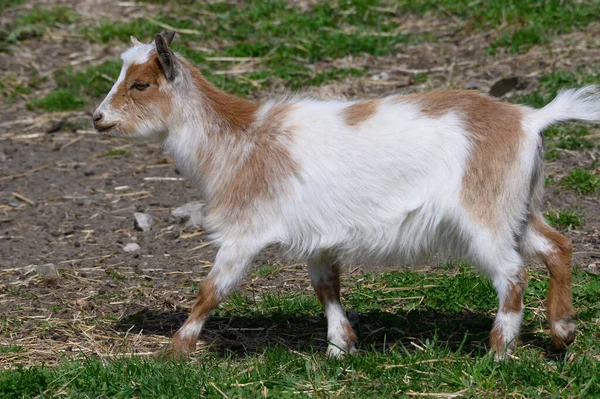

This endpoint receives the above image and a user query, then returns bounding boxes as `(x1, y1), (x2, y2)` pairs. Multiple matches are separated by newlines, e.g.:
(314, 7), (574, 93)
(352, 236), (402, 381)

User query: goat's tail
(526, 85), (600, 133)
(523, 85), (600, 229)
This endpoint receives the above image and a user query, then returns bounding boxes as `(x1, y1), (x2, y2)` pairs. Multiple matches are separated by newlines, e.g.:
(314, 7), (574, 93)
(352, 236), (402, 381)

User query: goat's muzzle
(92, 112), (116, 133)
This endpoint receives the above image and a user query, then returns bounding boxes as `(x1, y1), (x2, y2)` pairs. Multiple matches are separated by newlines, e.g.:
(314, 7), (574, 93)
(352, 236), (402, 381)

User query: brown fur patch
(182, 60), (298, 217)
(109, 54), (173, 133)
(214, 104), (299, 214)
(531, 216), (575, 348)
(310, 258), (357, 351)
(489, 325), (504, 353)
(399, 91), (524, 226)
(166, 279), (220, 359)
(342, 100), (379, 127)
(312, 261), (341, 306)
(342, 321), (358, 346)
(188, 278), (220, 322)
(186, 60), (258, 131)
(502, 269), (527, 313)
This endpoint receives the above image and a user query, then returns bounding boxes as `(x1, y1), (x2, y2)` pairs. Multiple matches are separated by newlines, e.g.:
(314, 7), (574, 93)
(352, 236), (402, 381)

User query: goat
(93, 31), (599, 359)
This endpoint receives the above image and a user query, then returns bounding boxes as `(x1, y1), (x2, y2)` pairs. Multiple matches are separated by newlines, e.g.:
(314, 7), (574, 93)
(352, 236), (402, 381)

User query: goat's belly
(282, 194), (463, 264)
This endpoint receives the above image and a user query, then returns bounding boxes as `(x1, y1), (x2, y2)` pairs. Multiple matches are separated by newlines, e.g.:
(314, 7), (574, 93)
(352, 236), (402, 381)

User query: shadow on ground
(115, 307), (563, 358)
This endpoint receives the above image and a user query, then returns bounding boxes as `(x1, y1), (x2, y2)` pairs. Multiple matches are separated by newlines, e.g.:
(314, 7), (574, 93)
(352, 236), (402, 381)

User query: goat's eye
(130, 82), (150, 91)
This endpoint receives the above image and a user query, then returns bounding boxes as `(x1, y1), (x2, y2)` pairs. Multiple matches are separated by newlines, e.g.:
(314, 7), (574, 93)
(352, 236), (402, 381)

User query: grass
(1, 267), (600, 398)
(0, 344), (23, 354)
(82, 0), (418, 96)
(1, 6), (78, 43)
(104, 148), (131, 158)
(30, 60), (121, 112)
(0, 0), (25, 13)
(561, 168), (600, 194)
(545, 209), (584, 230)
(542, 125), (596, 161)
(254, 264), (284, 278)
(402, 0), (600, 54)
(515, 69), (600, 108)
(29, 89), (85, 112)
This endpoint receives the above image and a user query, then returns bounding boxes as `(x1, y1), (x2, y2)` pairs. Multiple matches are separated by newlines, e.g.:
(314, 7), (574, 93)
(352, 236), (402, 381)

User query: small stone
(171, 202), (205, 228)
(464, 80), (480, 90)
(36, 263), (58, 276)
(123, 243), (141, 252)
(134, 212), (153, 232)
(75, 298), (93, 310)
(369, 72), (389, 81)
(9, 199), (23, 207)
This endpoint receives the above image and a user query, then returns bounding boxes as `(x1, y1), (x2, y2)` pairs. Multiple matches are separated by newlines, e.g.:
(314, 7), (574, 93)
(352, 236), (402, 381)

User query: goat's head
(93, 31), (181, 138)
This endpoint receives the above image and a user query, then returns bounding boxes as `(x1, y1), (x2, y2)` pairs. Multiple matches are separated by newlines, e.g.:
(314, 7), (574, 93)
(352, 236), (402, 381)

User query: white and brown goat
(93, 32), (599, 359)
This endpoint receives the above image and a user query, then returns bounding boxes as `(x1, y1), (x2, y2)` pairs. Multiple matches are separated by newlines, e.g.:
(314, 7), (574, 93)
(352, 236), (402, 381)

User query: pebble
(134, 212), (153, 232)
(171, 202), (205, 228)
(123, 242), (141, 252)
(9, 199), (22, 207)
(36, 263), (58, 276)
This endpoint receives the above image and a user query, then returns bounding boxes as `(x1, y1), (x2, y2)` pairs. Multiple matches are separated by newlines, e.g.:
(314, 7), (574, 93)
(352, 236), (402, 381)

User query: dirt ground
(1, 0), (599, 367)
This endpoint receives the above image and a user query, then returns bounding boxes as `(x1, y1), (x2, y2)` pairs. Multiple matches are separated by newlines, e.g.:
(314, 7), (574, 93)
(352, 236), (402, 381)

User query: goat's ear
(158, 30), (176, 45)
(130, 36), (142, 46)
(155, 33), (177, 81)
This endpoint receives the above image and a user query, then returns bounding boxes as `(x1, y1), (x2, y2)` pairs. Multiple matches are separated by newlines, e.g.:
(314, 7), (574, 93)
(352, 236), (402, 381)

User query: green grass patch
(2, 6), (78, 43)
(254, 264), (283, 278)
(0, 0), (26, 14)
(402, 0), (600, 54)
(29, 89), (85, 112)
(545, 209), (584, 230)
(83, 1), (419, 95)
(104, 148), (131, 158)
(542, 125), (595, 160)
(0, 344), (23, 354)
(561, 168), (600, 194)
(2, 268), (600, 397)
(515, 69), (600, 108)
(30, 60), (121, 111)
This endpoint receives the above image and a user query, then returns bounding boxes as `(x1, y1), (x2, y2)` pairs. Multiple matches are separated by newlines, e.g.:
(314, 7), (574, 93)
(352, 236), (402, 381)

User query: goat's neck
(164, 65), (259, 202)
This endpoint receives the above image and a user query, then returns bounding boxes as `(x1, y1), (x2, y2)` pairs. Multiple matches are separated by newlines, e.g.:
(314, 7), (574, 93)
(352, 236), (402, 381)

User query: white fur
(178, 320), (204, 339)
(95, 42), (600, 355)
(324, 303), (356, 358)
(493, 311), (523, 359)
(525, 85), (600, 132)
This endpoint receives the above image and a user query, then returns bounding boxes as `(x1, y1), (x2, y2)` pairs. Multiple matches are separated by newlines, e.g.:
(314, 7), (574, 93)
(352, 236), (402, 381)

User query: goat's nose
(92, 113), (103, 124)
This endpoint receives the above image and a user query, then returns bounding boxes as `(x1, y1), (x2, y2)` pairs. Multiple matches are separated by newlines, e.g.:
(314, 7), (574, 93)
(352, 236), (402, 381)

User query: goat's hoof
(326, 343), (357, 359)
(492, 348), (515, 362)
(155, 334), (197, 361)
(551, 317), (576, 349)
(490, 339), (516, 361)
(154, 344), (189, 362)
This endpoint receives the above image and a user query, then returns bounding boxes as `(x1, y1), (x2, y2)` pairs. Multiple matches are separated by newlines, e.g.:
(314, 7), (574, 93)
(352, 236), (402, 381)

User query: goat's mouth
(95, 124), (118, 134)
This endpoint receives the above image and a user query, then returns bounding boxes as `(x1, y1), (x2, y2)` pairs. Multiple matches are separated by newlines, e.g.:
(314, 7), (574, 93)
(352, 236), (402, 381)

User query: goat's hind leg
(308, 252), (357, 358)
(472, 245), (527, 359)
(527, 216), (576, 349)
(488, 264), (527, 359)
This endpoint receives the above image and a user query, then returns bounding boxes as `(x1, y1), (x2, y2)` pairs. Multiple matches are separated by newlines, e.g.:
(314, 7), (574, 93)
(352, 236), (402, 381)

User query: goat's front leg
(164, 245), (257, 359)
(308, 252), (357, 358)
